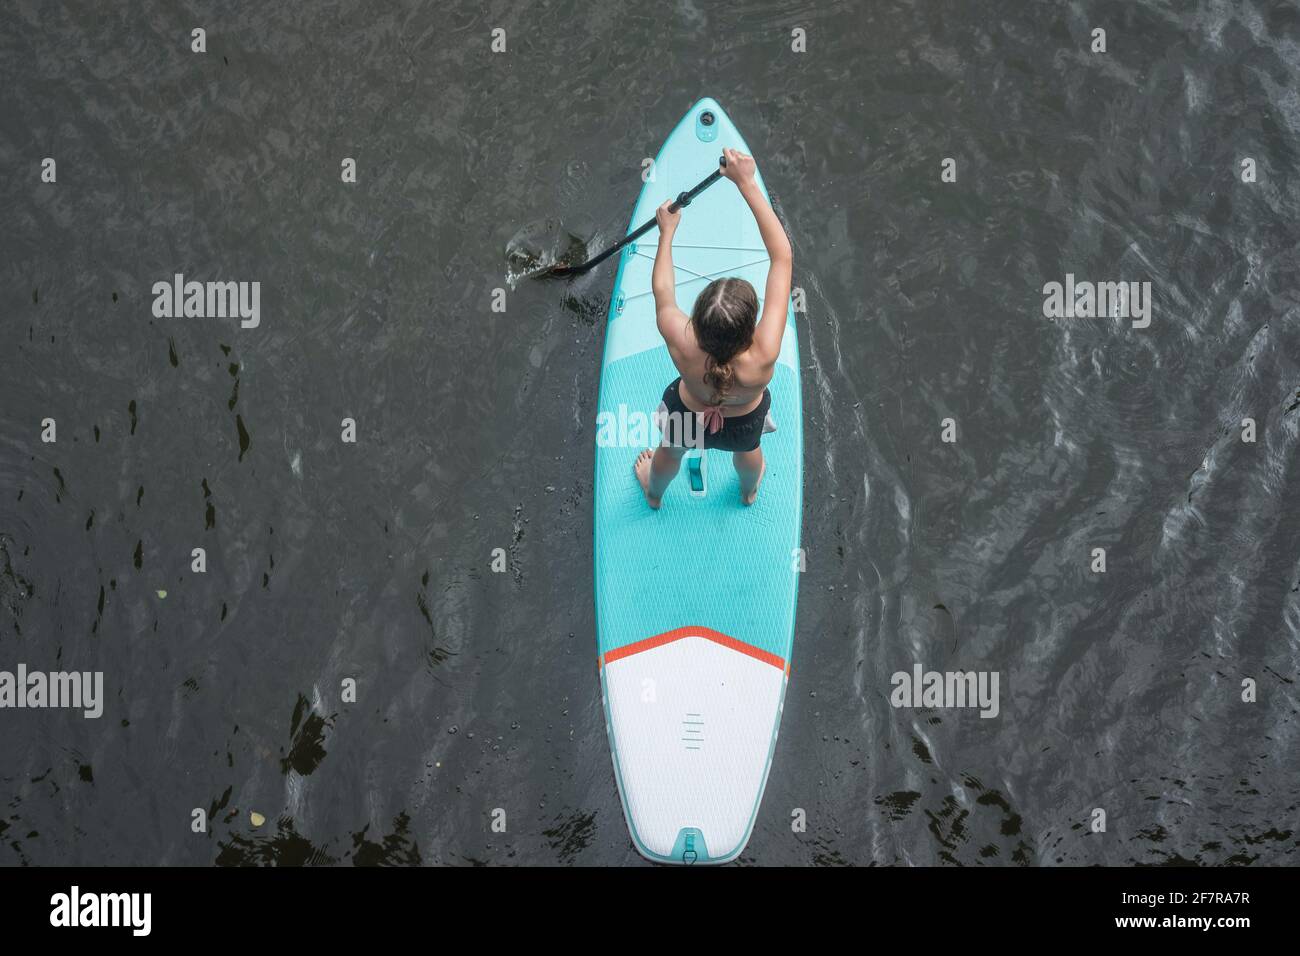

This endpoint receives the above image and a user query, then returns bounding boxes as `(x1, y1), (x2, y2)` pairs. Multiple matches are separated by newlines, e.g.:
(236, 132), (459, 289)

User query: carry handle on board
(549, 156), (728, 277)
(686, 449), (707, 498)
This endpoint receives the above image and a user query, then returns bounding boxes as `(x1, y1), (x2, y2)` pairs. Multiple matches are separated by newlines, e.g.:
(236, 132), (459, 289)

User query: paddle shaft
(553, 156), (727, 276)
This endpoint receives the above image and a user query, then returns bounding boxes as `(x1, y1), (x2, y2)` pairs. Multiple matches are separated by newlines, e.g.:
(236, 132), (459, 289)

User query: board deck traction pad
(593, 98), (803, 864)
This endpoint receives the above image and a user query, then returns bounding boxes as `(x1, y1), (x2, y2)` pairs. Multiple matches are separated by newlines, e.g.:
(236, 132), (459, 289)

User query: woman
(634, 147), (794, 508)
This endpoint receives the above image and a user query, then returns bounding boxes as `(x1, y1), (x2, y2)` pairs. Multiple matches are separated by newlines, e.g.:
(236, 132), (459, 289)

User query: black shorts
(656, 378), (777, 453)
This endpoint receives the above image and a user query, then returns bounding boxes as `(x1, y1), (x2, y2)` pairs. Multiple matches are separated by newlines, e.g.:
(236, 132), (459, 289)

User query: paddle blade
(505, 219), (590, 287)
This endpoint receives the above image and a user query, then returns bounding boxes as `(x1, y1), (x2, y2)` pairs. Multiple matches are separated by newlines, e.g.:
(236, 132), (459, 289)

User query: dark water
(2, 0), (1297, 866)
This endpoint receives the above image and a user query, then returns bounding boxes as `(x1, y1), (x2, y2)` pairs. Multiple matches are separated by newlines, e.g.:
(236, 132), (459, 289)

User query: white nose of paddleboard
(602, 629), (788, 863)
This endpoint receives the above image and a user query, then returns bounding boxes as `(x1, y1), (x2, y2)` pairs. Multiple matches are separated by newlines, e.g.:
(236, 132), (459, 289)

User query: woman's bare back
(668, 319), (772, 415)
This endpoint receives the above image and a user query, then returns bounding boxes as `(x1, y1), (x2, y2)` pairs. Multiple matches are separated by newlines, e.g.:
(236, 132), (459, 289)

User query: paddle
(547, 155), (728, 277)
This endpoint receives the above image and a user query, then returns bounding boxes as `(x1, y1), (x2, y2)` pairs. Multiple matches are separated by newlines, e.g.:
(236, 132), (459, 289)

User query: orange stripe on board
(603, 626), (785, 671)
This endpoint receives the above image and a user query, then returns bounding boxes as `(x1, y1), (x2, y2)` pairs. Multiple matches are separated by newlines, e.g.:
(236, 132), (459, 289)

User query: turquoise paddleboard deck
(594, 98), (803, 865)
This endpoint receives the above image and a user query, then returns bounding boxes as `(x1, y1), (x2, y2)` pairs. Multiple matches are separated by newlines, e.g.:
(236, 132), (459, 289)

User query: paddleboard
(593, 98), (803, 864)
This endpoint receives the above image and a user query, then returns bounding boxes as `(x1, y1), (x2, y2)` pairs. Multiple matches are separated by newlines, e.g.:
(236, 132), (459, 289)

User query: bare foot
(634, 449), (661, 509)
(742, 460), (766, 506)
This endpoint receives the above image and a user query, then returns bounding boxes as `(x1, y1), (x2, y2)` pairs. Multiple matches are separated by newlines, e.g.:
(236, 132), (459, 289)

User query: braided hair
(689, 277), (759, 403)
